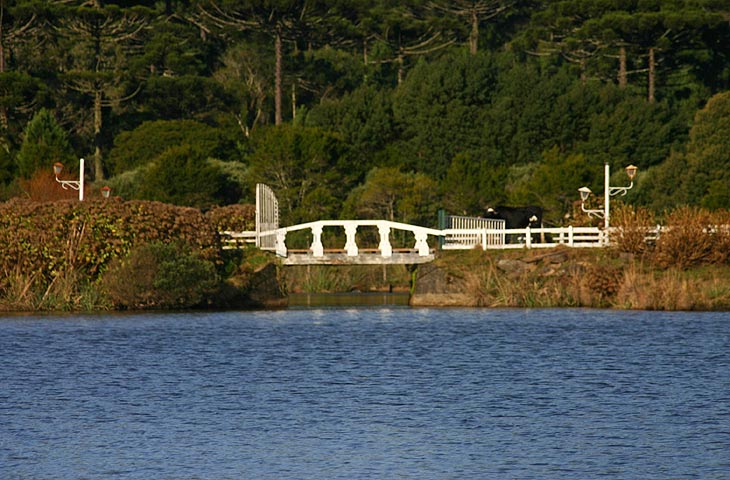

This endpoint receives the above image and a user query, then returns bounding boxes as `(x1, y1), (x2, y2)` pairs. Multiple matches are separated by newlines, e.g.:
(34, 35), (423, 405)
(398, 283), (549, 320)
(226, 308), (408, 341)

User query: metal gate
(443, 215), (505, 249)
(256, 183), (279, 250)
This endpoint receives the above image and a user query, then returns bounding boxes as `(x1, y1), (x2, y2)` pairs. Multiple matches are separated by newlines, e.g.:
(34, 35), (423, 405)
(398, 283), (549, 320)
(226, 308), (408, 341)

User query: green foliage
(392, 50), (499, 178)
(141, 75), (237, 121)
(343, 166), (440, 227)
(306, 83), (395, 171)
(107, 119), (238, 175)
(0, 72), (47, 141)
(136, 145), (241, 208)
(102, 242), (219, 309)
(643, 91), (730, 210)
(683, 91), (730, 209)
(581, 95), (689, 169)
(506, 148), (597, 224)
(15, 109), (75, 178)
(1, 0), (730, 220)
(247, 124), (356, 224)
(440, 151), (508, 215)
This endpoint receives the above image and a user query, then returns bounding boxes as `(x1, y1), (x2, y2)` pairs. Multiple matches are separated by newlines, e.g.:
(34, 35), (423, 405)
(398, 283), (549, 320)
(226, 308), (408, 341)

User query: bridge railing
(223, 224), (608, 252)
(268, 220), (442, 258)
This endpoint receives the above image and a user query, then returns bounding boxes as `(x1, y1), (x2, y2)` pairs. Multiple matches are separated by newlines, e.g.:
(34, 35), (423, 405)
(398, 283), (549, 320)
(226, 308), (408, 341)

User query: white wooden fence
(441, 226), (605, 250)
(443, 215), (506, 249)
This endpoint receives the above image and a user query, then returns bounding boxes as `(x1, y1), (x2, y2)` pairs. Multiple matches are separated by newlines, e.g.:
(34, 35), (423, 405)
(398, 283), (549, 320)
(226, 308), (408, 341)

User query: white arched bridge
(219, 184), (608, 265)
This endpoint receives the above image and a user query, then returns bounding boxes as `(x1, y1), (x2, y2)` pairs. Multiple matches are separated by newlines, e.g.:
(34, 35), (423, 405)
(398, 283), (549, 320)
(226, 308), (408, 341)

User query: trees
(196, 0), (328, 125)
(391, 50), (498, 179)
(640, 91), (730, 211)
(107, 119), (238, 175)
(682, 91), (730, 209)
(429, 0), (514, 55)
(0, 0), (729, 216)
(305, 83), (395, 173)
(56, 2), (152, 180)
(15, 108), (75, 178)
(136, 144), (240, 207)
(343, 166), (439, 226)
(247, 124), (356, 224)
(521, 1), (726, 102)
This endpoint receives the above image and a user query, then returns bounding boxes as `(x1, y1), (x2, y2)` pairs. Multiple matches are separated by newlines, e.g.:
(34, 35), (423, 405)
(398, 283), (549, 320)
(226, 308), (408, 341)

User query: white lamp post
(578, 162), (638, 239)
(53, 158), (85, 201)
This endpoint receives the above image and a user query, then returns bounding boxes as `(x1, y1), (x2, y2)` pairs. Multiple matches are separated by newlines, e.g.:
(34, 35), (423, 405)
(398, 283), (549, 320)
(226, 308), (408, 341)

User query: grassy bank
(411, 248), (730, 311)
(1, 199), (728, 312)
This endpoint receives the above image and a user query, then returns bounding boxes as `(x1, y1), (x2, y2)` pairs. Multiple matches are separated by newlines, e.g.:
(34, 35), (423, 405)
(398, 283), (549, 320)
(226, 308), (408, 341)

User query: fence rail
(441, 226), (605, 249)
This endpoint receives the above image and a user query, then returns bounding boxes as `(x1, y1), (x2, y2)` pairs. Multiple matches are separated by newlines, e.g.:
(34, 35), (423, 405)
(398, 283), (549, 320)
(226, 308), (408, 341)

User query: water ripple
(1, 309), (729, 479)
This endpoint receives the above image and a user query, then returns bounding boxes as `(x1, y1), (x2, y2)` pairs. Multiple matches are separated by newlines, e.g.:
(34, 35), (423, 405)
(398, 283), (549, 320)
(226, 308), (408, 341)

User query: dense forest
(2, 0), (730, 227)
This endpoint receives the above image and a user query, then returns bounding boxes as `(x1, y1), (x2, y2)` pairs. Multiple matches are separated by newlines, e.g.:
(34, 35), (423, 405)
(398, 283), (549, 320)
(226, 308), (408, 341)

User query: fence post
(438, 209), (446, 249)
(568, 225), (574, 246)
(525, 227), (532, 248)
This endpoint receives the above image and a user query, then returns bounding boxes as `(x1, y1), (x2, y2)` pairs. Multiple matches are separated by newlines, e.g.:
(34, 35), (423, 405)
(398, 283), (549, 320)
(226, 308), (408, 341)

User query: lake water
(1, 308), (729, 479)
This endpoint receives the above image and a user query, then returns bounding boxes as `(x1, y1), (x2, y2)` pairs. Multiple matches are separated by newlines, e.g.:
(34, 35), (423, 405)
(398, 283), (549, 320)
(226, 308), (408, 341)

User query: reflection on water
(1, 308), (729, 480)
(288, 291), (410, 308)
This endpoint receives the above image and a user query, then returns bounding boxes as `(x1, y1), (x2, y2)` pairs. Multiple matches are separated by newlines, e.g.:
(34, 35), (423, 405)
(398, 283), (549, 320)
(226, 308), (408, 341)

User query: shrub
(0, 198), (220, 288)
(107, 119), (237, 175)
(101, 242), (219, 309)
(611, 202), (656, 256)
(15, 108), (75, 178)
(653, 207), (716, 269)
(136, 145), (241, 207)
(206, 203), (256, 231)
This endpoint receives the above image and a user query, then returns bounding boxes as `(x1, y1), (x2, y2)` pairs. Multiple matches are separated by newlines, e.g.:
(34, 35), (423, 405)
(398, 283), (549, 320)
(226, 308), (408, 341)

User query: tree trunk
(648, 47), (655, 103)
(469, 9), (478, 55)
(618, 46), (627, 88)
(397, 53), (404, 85)
(275, 28), (282, 125)
(0, 2), (7, 131)
(94, 87), (104, 180)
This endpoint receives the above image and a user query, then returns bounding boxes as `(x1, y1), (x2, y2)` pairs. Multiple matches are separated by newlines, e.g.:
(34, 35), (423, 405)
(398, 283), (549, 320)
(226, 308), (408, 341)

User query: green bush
(136, 145), (241, 207)
(107, 119), (237, 175)
(0, 198), (220, 289)
(101, 242), (219, 309)
(15, 109), (75, 178)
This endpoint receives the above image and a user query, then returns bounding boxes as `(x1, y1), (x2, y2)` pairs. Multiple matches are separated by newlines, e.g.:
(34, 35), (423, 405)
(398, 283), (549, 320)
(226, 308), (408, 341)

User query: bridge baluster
(378, 224), (392, 257)
(344, 223), (358, 256)
(311, 224), (324, 257)
(414, 230), (429, 256)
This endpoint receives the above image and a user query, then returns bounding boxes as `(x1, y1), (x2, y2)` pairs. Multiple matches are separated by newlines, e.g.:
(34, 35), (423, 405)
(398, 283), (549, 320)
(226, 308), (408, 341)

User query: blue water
(1, 308), (729, 479)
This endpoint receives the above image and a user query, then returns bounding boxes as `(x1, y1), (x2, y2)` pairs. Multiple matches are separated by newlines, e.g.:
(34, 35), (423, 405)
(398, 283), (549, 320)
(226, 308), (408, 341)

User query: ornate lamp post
(53, 158), (85, 201)
(578, 163), (638, 241)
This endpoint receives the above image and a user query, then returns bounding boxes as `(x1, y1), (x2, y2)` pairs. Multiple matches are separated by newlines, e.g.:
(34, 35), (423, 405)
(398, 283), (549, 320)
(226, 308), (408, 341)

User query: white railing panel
(256, 183), (279, 250)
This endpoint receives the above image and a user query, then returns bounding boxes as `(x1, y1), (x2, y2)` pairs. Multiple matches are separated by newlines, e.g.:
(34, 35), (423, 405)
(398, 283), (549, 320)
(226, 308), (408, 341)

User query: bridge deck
(281, 249), (435, 265)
